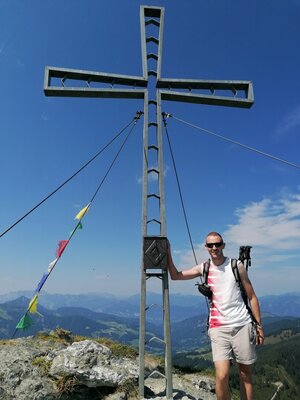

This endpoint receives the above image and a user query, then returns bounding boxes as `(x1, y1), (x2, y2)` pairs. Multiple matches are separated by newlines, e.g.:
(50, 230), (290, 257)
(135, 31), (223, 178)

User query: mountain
(0, 291), (206, 322)
(1, 291), (299, 320)
(0, 297), (162, 352)
(1, 296), (299, 356)
(259, 293), (300, 317)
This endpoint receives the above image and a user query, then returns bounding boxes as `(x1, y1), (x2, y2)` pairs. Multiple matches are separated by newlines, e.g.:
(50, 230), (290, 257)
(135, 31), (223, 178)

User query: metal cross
(44, 5), (254, 399)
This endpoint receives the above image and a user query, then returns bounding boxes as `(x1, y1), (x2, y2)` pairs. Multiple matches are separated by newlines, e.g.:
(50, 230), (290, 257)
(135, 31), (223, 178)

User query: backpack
(196, 246), (257, 324)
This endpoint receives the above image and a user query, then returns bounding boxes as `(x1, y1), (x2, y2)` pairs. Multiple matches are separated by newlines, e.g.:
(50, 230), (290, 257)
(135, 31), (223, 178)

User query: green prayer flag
(16, 314), (33, 330)
(70, 222), (83, 237)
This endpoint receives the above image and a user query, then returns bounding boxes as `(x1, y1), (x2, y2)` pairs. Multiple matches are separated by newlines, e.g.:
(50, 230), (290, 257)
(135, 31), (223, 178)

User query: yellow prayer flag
(28, 295), (39, 314)
(75, 204), (90, 220)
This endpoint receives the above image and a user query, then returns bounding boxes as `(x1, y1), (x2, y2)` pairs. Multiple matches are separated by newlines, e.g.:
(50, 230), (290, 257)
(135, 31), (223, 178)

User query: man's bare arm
(238, 262), (264, 345)
(167, 242), (201, 280)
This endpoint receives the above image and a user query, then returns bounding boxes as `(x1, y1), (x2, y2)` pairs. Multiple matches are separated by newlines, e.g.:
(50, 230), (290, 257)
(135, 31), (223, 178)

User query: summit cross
(44, 5), (254, 399)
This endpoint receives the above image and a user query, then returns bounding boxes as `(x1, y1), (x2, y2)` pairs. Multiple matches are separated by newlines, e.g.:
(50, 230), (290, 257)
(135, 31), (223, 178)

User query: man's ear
(223, 242), (226, 248)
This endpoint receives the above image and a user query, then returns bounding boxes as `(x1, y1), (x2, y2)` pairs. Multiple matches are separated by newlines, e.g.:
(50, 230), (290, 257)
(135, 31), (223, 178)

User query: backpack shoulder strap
(202, 259), (210, 284)
(231, 258), (240, 284)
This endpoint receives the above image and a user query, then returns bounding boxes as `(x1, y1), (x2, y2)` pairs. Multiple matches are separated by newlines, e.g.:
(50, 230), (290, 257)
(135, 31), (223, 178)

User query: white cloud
(173, 190), (300, 295)
(224, 193), (300, 251)
(277, 105), (300, 136)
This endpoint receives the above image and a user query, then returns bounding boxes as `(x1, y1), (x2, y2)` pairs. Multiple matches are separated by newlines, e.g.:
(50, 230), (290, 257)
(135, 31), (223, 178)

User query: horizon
(1, 289), (299, 300)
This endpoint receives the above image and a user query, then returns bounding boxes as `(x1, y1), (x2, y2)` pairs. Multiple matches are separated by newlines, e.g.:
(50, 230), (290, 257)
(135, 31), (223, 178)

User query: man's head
(205, 232), (225, 262)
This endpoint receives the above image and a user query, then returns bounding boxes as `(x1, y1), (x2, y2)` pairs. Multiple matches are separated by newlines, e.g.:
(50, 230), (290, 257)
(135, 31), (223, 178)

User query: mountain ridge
(1, 295), (299, 355)
(1, 290), (299, 318)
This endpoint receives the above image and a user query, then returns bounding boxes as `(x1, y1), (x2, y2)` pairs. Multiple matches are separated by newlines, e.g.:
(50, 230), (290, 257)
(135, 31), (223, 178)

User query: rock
(49, 340), (138, 388)
(0, 337), (57, 400)
(105, 392), (127, 400)
(196, 378), (215, 392)
(144, 372), (216, 399)
(0, 333), (216, 399)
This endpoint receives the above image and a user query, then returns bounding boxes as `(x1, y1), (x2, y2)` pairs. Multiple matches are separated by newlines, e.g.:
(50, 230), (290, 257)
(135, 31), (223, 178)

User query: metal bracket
(143, 236), (168, 269)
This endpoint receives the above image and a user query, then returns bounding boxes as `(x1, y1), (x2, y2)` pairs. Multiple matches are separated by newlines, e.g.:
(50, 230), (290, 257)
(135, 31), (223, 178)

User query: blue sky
(1, 0), (300, 298)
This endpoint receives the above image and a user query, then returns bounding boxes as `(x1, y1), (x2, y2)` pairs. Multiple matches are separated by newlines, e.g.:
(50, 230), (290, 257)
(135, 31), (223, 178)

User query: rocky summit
(0, 329), (216, 399)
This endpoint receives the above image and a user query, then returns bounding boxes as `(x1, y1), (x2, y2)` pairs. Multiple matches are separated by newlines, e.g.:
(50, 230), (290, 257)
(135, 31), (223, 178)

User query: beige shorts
(208, 323), (257, 364)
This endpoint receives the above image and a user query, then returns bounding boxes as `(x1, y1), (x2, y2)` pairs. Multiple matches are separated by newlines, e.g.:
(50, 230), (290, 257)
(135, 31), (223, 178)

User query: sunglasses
(206, 242), (223, 248)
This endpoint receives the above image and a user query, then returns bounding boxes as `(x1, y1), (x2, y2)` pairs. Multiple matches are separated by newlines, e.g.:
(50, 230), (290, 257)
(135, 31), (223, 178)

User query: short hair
(205, 231), (223, 242)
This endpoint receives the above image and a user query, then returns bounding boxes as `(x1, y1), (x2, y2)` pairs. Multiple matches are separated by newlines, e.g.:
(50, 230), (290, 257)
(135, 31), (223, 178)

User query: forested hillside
(174, 330), (300, 400)
(254, 334), (300, 399)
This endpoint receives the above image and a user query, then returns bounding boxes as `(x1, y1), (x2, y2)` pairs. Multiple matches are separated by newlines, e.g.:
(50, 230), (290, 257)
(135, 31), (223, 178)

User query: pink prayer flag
(56, 240), (69, 258)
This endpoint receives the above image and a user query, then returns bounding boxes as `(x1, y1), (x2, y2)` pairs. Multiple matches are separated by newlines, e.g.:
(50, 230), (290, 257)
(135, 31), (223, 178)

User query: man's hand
(256, 325), (264, 346)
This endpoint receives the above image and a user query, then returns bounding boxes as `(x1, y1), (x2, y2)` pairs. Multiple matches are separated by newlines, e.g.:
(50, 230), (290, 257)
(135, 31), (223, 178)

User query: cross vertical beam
(139, 6), (173, 399)
(44, 5), (254, 399)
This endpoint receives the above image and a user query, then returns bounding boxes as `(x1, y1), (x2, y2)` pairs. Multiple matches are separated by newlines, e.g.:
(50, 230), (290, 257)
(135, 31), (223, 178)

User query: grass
(35, 328), (139, 359)
(71, 333), (138, 358)
(95, 337), (138, 358)
(0, 339), (19, 346)
(36, 327), (73, 343)
(56, 375), (78, 397)
(118, 378), (139, 399)
(31, 356), (52, 375)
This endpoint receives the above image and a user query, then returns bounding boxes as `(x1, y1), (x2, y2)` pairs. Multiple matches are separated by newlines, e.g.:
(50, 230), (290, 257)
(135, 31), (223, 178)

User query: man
(167, 232), (264, 400)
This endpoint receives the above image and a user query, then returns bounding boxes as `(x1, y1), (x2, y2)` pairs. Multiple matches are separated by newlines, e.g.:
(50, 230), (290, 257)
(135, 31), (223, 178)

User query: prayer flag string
(14, 204), (91, 332)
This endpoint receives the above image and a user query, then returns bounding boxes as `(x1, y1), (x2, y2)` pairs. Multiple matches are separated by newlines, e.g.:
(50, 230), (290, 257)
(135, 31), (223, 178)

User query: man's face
(205, 234), (225, 260)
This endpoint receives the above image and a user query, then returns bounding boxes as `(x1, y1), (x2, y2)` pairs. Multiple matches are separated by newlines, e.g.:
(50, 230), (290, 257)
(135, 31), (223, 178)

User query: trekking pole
(239, 246), (252, 271)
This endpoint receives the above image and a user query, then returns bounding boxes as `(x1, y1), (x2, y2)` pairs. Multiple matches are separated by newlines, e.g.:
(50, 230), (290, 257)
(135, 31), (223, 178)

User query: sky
(1, 0), (300, 299)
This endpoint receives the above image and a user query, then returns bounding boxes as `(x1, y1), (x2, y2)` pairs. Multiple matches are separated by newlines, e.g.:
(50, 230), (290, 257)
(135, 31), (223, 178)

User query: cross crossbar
(158, 78), (253, 107)
(44, 67), (147, 99)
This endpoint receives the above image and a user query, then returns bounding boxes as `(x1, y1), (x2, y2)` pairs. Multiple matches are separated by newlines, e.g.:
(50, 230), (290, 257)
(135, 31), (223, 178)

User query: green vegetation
(72, 333), (138, 358)
(173, 349), (213, 372)
(31, 355), (52, 375)
(174, 329), (300, 400)
(36, 327), (73, 343)
(35, 328), (138, 359)
(253, 335), (300, 400)
(97, 320), (138, 339)
(95, 337), (138, 358)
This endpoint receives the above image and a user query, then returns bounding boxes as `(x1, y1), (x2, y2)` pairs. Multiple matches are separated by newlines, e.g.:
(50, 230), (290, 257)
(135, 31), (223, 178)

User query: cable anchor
(134, 110), (144, 122)
(162, 112), (172, 119)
